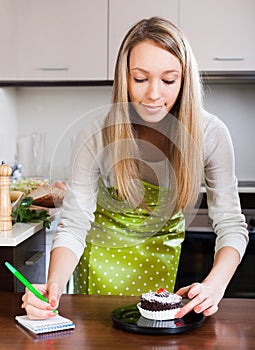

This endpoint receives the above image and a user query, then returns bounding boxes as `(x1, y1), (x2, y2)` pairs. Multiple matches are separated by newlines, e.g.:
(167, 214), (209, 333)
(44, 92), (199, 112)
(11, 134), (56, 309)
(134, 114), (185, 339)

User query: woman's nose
(146, 80), (161, 100)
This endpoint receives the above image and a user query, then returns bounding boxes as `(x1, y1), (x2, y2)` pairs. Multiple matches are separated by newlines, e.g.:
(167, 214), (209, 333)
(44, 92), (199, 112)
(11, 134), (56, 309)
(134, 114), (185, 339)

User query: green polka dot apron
(73, 178), (185, 296)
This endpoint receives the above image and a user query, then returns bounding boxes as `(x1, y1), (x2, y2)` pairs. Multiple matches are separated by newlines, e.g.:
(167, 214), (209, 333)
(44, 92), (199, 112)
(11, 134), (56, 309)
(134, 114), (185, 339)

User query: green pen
(4, 261), (58, 315)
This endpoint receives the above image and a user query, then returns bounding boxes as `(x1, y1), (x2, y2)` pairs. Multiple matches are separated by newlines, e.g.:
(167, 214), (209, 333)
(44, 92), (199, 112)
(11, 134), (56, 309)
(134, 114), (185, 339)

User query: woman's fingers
(175, 282), (219, 318)
(175, 285), (190, 299)
(203, 304), (219, 316)
(25, 303), (56, 320)
(176, 282), (202, 299)
(176, 296), (204, 318)
(21, 284), (57, 319)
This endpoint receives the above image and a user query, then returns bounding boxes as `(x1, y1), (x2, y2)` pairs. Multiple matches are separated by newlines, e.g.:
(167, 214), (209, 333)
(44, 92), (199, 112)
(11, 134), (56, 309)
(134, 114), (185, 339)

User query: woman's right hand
(21, 282), (60, 319)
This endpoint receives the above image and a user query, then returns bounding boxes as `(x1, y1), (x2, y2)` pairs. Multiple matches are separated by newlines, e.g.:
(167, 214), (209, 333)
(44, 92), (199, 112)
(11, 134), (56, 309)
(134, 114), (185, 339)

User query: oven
(176, 184), (255, 298)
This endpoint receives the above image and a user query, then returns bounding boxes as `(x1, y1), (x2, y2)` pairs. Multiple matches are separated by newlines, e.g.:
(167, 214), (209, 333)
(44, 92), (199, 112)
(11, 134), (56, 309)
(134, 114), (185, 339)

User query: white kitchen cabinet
(179, 0), (255, 71)
(1, 0), (254, 82)
(14, 0), (108, 81)
(0, 227), (46, 292)
(0, 1), (17, 80)
(108, 0), (179, 80)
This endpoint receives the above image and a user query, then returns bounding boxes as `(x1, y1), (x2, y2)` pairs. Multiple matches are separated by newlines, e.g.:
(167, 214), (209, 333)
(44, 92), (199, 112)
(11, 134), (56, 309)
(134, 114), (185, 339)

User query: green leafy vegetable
(20, 196), (33, 207)
(12, 197), (51, 229)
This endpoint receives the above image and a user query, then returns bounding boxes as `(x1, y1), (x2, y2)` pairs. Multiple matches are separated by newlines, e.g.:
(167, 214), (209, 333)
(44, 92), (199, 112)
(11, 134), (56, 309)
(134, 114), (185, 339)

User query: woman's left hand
(175, 247), (241, 318)
(175, 282), (225, 318)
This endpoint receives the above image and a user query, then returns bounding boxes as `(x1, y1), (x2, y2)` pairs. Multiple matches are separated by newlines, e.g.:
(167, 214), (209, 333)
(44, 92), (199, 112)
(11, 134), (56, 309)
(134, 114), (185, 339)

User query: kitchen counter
(0, 226), (46, 292)
(0, 221), (44, 246)
(238, 181), (255, 193)
(0, 293), (255, 350)
(0, 210), (59, 292)
(0, 208), (58, 247)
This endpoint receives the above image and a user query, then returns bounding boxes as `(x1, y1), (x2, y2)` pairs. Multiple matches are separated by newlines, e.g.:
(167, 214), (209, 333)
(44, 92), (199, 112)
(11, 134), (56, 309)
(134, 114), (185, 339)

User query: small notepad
(15, 315), (75, 334)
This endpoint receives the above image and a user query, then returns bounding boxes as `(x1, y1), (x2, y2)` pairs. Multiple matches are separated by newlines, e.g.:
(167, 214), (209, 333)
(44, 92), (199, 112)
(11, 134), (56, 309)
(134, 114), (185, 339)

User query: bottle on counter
(0, 161), (12, 231)
(11, 155), (23, 180)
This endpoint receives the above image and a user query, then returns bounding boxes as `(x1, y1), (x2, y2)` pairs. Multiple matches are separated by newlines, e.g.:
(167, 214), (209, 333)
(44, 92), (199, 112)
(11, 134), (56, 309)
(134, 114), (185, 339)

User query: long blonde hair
(105, 17), (204, 213)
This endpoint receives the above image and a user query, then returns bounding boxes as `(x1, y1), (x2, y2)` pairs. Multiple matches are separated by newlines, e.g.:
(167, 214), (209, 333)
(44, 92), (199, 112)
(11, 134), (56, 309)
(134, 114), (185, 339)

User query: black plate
(111, 303), (205, 335)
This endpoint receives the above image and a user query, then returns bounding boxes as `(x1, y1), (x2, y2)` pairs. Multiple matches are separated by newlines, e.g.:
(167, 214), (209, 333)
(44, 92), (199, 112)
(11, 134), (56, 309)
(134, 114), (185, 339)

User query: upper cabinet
(0, 0), (108, 81)
(179, 0), (255, 71)
(0, 1), (17, 80)
(108, 0), (179, 80)
(0, 0), (254, 82)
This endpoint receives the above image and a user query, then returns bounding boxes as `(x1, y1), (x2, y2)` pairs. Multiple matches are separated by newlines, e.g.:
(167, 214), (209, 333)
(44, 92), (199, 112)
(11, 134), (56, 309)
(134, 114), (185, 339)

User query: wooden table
(0, 293), (254, 350)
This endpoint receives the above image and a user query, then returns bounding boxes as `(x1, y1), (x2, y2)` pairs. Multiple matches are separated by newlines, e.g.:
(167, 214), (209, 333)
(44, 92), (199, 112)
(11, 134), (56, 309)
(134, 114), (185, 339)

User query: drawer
(0, 228), (46, 292)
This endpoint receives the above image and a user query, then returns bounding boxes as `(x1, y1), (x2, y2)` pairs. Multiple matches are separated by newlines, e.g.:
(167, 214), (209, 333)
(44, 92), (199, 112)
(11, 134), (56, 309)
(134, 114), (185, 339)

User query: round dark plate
(111, 303), (206, 335)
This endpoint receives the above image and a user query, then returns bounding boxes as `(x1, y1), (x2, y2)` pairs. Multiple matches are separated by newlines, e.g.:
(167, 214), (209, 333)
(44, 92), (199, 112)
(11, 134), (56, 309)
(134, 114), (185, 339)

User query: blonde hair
(105, 16), (204, 213)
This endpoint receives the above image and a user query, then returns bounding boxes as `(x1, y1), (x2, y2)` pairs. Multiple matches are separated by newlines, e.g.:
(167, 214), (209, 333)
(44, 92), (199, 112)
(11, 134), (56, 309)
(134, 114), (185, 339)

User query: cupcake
(137, 288), (183, 321)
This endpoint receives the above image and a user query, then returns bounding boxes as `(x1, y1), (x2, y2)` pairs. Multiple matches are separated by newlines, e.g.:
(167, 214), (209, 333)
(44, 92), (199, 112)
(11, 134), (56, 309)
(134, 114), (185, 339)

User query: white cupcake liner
(137, 303), (181, 321)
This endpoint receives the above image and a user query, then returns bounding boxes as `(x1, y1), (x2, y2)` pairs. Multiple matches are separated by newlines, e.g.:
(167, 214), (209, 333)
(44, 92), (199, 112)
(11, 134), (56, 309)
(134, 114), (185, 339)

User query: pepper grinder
(0, 161), (12, 231)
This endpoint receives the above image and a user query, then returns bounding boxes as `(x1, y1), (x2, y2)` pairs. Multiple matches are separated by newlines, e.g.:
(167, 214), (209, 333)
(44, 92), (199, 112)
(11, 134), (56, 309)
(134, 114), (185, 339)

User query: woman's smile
(141, 104), (164, 113)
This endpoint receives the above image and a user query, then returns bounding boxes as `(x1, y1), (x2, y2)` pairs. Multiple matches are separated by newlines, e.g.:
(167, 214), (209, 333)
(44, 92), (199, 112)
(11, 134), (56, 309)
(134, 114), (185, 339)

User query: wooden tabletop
(0, 293), (255, 350)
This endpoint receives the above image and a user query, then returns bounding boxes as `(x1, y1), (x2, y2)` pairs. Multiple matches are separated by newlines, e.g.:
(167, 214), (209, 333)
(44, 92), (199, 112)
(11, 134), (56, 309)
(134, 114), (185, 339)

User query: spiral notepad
(15, 315), (75, 334)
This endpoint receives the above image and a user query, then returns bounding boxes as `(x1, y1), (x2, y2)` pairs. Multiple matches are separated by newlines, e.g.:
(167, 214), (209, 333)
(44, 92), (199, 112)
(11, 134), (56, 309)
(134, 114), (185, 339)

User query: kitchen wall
(16, 86), (112, 179)
(2, 83), (255, 181)
(0, 88), (17, 164)
(204, 83), (255, 180)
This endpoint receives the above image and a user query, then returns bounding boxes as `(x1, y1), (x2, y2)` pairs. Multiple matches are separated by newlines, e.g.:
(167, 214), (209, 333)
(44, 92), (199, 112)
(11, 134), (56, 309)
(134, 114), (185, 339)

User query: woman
(22, 17), (248, 320)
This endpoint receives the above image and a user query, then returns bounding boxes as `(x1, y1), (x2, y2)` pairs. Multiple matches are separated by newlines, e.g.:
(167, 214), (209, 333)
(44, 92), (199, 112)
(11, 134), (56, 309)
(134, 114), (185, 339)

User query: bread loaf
(28, 184), (66, 208)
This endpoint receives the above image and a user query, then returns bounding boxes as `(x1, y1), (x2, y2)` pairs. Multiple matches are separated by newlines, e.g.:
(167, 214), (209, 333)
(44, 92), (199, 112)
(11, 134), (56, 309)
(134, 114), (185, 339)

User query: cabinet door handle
(37, 67), (69, 71)
(213, 57), (244, 61)
(25, 251), (44, 266)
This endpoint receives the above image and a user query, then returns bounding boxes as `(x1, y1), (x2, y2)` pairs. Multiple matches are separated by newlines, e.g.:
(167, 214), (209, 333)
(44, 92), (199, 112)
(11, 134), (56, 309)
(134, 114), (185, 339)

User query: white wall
(17, 86), (112, 179)
(204, 84), (255, 180)
(12, 83), (255, 181)
(0, 88), (17, 165)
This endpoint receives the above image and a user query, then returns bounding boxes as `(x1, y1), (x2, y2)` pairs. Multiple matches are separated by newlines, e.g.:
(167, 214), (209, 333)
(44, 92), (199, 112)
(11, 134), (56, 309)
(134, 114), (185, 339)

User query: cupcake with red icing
(137, 288), (183, 320)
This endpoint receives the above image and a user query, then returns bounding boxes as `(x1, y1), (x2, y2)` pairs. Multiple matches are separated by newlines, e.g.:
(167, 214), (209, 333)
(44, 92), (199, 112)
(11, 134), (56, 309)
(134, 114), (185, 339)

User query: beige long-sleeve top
(52, 110), (249, 261)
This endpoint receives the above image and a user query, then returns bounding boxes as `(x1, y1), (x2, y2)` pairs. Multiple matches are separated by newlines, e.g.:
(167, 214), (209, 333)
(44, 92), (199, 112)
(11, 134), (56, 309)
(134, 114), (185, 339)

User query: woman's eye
(134, 77), (147, 83)
(163, 80), (175, 85)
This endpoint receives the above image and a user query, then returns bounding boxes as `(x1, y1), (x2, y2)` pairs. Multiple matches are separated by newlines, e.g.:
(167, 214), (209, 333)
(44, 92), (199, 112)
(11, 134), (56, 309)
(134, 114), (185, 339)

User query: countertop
(0, 221), (44, 246)
(200, 183), (255, 193)
(0, 293), (254, 350)
(0, 209), (59, 247)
